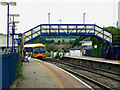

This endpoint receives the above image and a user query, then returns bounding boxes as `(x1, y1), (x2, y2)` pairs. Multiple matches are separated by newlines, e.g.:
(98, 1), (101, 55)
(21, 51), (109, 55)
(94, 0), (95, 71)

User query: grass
(16, 76), (25, 87)
(15, 60), (23, 79)
(9, 60), (24, 88)
(13, 60), (25, 87)
(15, 60), (25, 87)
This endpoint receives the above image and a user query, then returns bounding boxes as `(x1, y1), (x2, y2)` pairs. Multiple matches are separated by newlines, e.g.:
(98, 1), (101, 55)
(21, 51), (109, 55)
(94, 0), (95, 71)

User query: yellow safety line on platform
(37, 61), (64, 89)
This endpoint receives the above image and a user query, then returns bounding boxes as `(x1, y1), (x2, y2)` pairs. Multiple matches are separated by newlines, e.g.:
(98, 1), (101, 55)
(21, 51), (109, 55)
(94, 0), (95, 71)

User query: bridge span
(23, 24), (112, 44)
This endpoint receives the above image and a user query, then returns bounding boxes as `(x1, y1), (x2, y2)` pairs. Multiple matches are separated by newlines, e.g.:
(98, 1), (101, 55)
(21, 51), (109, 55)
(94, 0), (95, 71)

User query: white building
(118, 1), (120, 28)
(69, 37), (92, 57)
(80, 37), (92, 46)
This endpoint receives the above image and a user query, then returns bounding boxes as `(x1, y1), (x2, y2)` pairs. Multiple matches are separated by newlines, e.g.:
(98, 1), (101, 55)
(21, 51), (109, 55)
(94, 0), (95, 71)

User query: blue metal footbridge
(23, 24), (112, 44)
(22, 24), (120, 60)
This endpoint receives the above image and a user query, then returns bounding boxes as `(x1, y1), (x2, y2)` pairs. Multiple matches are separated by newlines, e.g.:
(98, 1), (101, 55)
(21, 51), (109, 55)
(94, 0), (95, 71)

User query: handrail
(23, 24), (113, 44)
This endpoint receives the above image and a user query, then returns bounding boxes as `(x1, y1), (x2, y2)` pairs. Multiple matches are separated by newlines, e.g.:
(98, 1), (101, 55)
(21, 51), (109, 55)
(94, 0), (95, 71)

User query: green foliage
(46, 45), (56, 52)
(91, 46), (103, 58)
(28, 36), (46, 44)
(64, 48), (69, 53)
(90, 36), (105, 48)
(103, 26), (120, 33)
(62, 39), (65, 43)
(98, 46), (103, 58)
(46, 52), (51, 57)
(54, 51), (61, 59)
(15, 60), (23, 79)
(90, 35), (105, 58)
(45, 36), (76, 44)
(57, 40), (60, 44)
(28, 36), (76, 45)
(103, 26), (120, 43)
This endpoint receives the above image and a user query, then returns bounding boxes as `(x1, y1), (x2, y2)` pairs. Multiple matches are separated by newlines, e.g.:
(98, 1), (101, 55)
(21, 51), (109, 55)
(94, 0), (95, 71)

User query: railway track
(45, 58), (120, 89)
(61, 67), (112, 90)
(60, 61), (120, 82)
(46, 58), (120, 80)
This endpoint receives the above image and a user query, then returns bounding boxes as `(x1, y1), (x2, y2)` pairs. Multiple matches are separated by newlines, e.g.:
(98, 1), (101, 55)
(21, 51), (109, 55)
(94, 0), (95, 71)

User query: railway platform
(64, 56), (120, 64)
(10, 58), (91, 89)
(62, 56), (120, 74)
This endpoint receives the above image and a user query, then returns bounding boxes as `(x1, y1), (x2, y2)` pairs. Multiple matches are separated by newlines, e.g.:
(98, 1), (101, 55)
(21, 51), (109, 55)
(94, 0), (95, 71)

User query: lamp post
(0, 2), (16, 51)
(83, 13), (86, 24)
(59, 19), (62, 24)
(48, 13), (50, 24)
(13, 21), (19, 52)
(9, 14), (19, 52)
(59, 19), (62, 53)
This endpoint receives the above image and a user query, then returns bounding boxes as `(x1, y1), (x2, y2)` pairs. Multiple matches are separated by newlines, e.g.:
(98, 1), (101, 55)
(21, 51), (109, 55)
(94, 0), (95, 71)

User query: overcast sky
(0, 0), (119, 34)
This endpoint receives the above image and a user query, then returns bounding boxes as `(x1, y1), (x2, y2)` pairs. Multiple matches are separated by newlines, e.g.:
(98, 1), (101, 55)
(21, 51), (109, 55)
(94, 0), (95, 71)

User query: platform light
(9, 2), (16, 6)
(9, 14), (20, 24)
(0, 2), (16, 6)
(14, 21), (19, 23)
(9, 14), (20, 17)
(0, 2), (7, 6)
(13, 27), (17, 30)
(9, 24), (17, 27)
(9, 13), (19, 52)
(94, 45), (97, 48)
(0, 1), (16, 50)
(9, 21), (19, 24)
(9, 21), (13, 24)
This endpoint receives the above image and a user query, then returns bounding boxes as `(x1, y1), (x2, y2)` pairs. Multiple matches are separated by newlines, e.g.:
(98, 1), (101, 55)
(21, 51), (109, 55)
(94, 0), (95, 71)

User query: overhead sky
(0, 0), (119, 34)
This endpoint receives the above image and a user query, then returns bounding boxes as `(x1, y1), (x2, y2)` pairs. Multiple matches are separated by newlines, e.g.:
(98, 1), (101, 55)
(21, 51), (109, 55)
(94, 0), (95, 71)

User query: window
(25, 47), (33, 52)
(34, 47), (45, 54)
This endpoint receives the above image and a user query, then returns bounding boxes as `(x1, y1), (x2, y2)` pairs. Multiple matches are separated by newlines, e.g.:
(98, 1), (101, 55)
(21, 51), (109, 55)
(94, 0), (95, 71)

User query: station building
(0, 34), (18, 54)
(69, 37), (92, 57)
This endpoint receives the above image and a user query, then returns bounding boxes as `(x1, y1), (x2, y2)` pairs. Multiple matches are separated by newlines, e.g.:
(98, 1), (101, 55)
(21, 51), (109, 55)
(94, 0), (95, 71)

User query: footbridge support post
(112, 44), (120, 60)
(104, 43), (120, 60)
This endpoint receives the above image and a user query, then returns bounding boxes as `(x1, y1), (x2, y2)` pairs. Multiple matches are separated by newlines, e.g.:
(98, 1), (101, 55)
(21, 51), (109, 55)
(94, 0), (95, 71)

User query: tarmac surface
(10, 58), (91, 89)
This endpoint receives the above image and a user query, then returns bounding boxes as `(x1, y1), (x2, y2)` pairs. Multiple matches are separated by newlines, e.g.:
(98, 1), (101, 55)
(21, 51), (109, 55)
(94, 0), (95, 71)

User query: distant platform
(64, 56), (120, 65)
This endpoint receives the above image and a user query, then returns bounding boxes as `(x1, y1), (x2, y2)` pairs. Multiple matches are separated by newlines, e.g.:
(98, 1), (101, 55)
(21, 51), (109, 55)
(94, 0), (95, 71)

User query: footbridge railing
(23, 24), (112, 44)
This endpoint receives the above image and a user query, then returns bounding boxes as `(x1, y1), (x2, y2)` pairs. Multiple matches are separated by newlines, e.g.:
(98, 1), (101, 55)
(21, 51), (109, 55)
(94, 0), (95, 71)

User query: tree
(29, 36), (46, 44)
(62, 39), (65, 44)
(51, 39), (54, 43)
(47, 45), (56, 52)
(57, 40), (60, 44)
(103, 27), (120, 43)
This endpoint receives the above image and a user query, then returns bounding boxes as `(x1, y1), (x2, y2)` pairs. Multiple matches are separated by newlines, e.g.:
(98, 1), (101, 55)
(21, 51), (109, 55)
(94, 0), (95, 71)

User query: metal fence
(112, 33), (120, 43)
(86, 49), (105, 58)
(0, 53), (19, 89)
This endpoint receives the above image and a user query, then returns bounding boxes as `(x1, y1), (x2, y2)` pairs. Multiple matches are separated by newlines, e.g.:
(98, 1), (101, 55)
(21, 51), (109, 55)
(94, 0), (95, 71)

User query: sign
(94, 45), (97, 48)
(14, 35), (18, 39)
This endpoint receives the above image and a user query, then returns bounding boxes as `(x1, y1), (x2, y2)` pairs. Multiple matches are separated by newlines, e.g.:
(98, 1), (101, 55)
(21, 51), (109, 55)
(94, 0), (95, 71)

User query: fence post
(1, 53), (19, 89)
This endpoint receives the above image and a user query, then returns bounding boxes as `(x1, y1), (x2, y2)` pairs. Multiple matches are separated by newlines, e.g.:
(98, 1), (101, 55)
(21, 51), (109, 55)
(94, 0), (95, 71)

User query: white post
(0, 55), (2, 90)
(0, 49), (2, 55)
